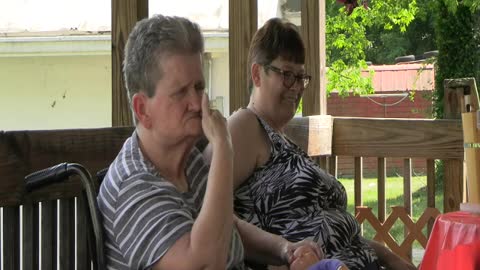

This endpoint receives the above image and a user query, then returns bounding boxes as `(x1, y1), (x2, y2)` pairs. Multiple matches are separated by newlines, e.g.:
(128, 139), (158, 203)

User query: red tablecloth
(419, 211), (480, 270)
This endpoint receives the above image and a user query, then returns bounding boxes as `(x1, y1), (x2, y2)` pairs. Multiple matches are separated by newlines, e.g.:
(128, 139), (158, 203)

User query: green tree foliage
(365, 0), (437, 64)
(326, 0), (418, 96)
(442, 0), (480, 13)
(433, 0), (480, 118)
(325, 0), (479, 102)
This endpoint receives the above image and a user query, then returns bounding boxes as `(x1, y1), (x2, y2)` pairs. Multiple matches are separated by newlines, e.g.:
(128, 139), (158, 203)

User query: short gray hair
(123, 15), (204, 102)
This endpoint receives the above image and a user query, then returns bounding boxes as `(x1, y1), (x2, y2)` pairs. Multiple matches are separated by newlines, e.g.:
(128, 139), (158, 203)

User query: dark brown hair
(247, 18), (305, 91)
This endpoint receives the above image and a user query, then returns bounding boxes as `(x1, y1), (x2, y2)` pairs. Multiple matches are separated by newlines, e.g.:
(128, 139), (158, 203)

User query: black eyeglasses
(264, 64), (312, 89)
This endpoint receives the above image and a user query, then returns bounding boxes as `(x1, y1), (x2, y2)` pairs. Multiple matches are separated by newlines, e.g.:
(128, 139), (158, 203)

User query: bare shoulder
(227, 108), (259, 132)
(203, 110), (259, 163)
(227, 109), (267, 147)
(227, 109), (269, 187)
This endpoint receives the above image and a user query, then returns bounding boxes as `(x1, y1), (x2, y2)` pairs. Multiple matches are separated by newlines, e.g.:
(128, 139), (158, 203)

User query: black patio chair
(25, 163), (105, 270)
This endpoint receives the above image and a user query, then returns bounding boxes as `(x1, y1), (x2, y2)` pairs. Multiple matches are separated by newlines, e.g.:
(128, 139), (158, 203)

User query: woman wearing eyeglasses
(204, 18), (416, 270)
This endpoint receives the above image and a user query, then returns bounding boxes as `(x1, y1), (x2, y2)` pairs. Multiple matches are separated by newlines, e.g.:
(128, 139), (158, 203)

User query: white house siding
(0, 54), (112, 130)
(0, 0), (287, 130)
(0, 35), (231, 131)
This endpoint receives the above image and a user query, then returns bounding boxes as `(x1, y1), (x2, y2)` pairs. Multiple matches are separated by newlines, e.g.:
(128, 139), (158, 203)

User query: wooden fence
(305, 117), (463, 261)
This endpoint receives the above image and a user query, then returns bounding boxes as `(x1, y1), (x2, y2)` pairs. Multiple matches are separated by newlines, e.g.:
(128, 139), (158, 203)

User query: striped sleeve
(114, 175), (194, 269)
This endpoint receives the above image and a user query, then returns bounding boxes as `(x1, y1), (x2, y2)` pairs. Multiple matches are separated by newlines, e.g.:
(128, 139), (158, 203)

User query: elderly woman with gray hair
(97, 15), (321, 270)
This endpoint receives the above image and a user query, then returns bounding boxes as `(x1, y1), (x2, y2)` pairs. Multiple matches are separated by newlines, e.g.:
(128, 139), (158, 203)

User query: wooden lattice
(355, 206), (441, 261)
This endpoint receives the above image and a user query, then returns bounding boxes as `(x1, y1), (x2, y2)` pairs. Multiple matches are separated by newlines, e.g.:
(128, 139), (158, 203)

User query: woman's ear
(251, 63), (262, 87)
(132, 92), (152, 129)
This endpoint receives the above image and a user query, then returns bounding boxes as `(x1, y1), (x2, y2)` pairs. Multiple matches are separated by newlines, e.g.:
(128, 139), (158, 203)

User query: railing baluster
(22, 202), (39, 270)
(404, 159), (413, 214)
(355, 157), (363, 235)
(354, 157), (363, 211)
(403, 158), (412, 260)
(3, 206), (20, 270)
(426, 159), (436, 236)
(328, 155), (337, 178)
(59, 197), (75, 269)
(318, 156), (328, 170)
(77, 196), (91, 270)
(0, 207), (2, 268)
(378, 157), (386, 224)
(41, 200), (57, 270)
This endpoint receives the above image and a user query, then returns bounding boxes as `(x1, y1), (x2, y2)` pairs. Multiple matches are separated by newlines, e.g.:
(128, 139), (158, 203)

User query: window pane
(0, 0), (110, 33)
(0, 0), (111, 130)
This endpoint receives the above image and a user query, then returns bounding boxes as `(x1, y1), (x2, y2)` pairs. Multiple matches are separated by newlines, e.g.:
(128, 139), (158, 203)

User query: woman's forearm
(191, 141), (234, 266)
(366, 239), (416, 270)
(367, 239), (391, 266)
(234, 216), (288, 266)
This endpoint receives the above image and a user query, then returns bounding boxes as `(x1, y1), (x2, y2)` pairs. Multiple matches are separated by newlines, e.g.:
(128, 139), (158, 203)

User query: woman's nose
(187, 89), (202, 111)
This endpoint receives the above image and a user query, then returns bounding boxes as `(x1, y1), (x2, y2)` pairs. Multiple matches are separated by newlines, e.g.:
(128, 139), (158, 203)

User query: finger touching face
(201, 92), (211, 117)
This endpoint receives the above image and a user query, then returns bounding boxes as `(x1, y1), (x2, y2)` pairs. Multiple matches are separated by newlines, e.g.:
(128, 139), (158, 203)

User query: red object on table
(419, 211), (480, 270)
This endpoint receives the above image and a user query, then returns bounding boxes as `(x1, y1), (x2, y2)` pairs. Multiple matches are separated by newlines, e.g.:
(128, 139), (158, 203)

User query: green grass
(338, 176), (443, 265)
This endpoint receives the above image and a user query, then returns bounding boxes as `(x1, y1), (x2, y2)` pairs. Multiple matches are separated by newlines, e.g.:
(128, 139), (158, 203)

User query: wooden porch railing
(356, 206), (441, 260)
(0, 116), (463, 269)
(317, 117), (463, 261)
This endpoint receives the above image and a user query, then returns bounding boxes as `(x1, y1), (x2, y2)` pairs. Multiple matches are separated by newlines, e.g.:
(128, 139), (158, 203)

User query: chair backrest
(0, 127), (131, 269)
(24, 163), (105, 270)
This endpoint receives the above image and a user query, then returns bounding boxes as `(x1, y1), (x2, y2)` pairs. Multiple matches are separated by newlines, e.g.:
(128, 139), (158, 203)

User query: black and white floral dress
(234, 112), (378, 270)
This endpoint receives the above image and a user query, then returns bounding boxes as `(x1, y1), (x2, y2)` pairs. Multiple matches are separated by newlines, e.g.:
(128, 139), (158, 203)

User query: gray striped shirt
(97, 131), (246, 269)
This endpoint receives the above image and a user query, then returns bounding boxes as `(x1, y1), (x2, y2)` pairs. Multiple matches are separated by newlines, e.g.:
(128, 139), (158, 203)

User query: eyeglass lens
(283, 72), (310, 88)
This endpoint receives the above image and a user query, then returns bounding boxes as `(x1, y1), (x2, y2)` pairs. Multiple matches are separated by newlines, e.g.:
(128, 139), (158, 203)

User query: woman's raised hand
(201, 93), (232, 148)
